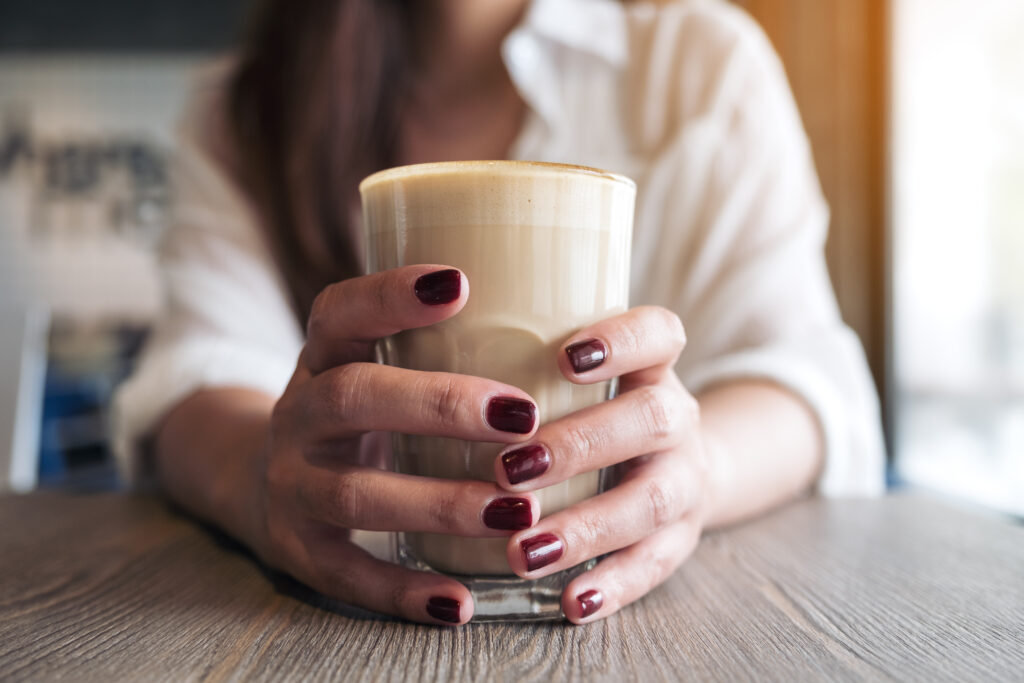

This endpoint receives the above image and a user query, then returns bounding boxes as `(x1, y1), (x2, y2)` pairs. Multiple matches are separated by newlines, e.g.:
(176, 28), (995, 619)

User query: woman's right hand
(248, 265), (540, 625)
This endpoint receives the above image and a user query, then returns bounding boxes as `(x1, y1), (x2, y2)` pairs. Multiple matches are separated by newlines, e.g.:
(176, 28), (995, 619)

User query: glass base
(396, 539), (593, 622)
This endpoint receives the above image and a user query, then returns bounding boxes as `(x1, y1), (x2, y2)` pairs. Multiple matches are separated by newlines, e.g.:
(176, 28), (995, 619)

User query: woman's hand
(249, 265), (544, 625)
(492, 306), (713, 624)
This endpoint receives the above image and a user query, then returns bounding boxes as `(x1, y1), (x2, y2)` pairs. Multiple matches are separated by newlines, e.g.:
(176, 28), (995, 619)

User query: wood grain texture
(1, 493), (1021, 682)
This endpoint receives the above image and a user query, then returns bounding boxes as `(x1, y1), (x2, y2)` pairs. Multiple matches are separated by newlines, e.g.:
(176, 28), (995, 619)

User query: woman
(116, 0), (884, 625)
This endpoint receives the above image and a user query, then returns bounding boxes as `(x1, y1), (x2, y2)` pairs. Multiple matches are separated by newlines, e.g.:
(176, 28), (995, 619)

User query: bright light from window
(893, 0), (1024, 514)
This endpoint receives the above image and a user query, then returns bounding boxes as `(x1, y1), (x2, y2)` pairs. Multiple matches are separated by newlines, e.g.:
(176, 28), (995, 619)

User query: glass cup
(360, 160), (635, 620)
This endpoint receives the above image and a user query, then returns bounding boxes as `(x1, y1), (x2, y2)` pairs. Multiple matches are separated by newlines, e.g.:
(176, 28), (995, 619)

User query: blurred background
(0, 0), (1021, 516)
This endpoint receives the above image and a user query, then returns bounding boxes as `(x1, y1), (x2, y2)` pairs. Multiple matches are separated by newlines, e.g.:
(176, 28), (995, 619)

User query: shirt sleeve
(111, 97), (304, 485)
(653, 7), (886, 496)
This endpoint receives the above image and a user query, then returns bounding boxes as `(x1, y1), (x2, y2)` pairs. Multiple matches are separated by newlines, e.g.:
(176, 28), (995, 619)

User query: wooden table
(1, 492), (1021, 681)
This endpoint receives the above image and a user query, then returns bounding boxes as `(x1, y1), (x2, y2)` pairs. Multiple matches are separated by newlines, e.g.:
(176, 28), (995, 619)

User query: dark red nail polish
(482, 497), (533, 530)
(501, 445), (551, 485)
(566, 338), (607, 373)
(426, 596), (461, 623)
(486, 397), (537, 434)
(521, 533), (563, 572)
(577, 589), (603, 618)
(414, 269), (461, 305)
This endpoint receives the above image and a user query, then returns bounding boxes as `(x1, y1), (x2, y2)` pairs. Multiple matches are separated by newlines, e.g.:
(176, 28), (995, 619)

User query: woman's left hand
(493, 305), (712, 623)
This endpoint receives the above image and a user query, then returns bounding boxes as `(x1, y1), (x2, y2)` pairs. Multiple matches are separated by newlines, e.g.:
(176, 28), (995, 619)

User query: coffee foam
(361, 160), (635, 233)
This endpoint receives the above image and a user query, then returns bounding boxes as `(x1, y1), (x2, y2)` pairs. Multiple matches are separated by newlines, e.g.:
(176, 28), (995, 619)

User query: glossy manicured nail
(426, 596), (461, 623)
(414, 269), (461, 305)
(521, 533), (563, 572)
(501, 444), (551, 485)
(486, 397), (537, 434)
(565, 338), (607, 374)
(482, 497), (533, 530)
(577, 589), (603, 618)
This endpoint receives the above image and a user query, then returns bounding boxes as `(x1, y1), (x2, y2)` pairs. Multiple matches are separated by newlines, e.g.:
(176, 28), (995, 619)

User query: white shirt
(114, 0), (886, 495)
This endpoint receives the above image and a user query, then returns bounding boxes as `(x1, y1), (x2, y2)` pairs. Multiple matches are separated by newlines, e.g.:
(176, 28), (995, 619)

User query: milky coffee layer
(362, 162), (634, 575)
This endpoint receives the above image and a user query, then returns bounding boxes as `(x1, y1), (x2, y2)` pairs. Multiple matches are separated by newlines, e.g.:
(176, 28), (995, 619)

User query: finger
(293, 464), (539, 536)
(293, 522), (475, 625)
(305, 265), (468, 373)
(494, 382), (696, 490)
(561, 516), (700, 624)
(504, 453), (700, 578)
(287, 363), (538, 442)
(557, 306), (686, 386)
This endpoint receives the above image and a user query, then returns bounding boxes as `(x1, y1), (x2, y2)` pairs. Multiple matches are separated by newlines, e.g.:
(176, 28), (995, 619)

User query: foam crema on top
(359, 160), (636, 233)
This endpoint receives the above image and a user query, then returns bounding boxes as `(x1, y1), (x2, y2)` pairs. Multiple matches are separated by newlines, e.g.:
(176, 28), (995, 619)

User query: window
(892, 0), (1024, 514)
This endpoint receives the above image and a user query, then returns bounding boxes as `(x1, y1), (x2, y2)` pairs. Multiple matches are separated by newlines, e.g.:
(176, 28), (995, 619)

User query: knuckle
(561, 422), (606, 469)
(325, 363), (370, 420)
(635, 385), (681, 441)
(257, 492), (294, 570)
(570, 511), (612, 554)
(427, 376), (465, 430)
(332, 471), (370, 528)
(306, 285), (338, 343)
(372, 274), (393, 319)
(388, 579), (412, 617)
(270, 394), (295, 436)
(655, 307), (686, 352)
(601, 573), (626, 612)
(642, 476), (679, 529)
(616, 316), (646, 358)
(263, 451), (290, 495)
(643, 543), (678, 591)
(654, 549), (678, 582)
(426, 486), (464, 532)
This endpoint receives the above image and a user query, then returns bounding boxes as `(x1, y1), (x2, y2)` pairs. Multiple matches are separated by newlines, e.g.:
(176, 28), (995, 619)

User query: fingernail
(486, 397), (537, 434)
(426, 596), (461, 623)
(565, 338), (607, 373)
(414, 269), (461, 305)
(520, 533), (563, 572)
(482, 497), (533, 530)
(501, 444), (550, 485)
(577, 589), (603, 618)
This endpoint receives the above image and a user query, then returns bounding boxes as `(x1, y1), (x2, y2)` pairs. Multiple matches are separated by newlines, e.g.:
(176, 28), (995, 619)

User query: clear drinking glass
(360, 161), (635, 620)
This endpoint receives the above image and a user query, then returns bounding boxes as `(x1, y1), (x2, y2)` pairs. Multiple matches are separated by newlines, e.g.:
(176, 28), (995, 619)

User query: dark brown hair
(227, 0), (414, 324)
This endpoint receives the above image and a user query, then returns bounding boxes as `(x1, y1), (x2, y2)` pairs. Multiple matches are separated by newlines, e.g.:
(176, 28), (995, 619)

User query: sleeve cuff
(112, 337), (294, 487)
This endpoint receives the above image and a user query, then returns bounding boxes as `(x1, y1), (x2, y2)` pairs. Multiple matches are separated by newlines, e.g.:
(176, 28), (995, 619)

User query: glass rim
(359, 160), (636, 193)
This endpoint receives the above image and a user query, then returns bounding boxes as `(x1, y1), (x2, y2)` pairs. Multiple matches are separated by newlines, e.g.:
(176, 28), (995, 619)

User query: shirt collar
(516, 0), (629, 67)
(502, 0), (628, 132)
